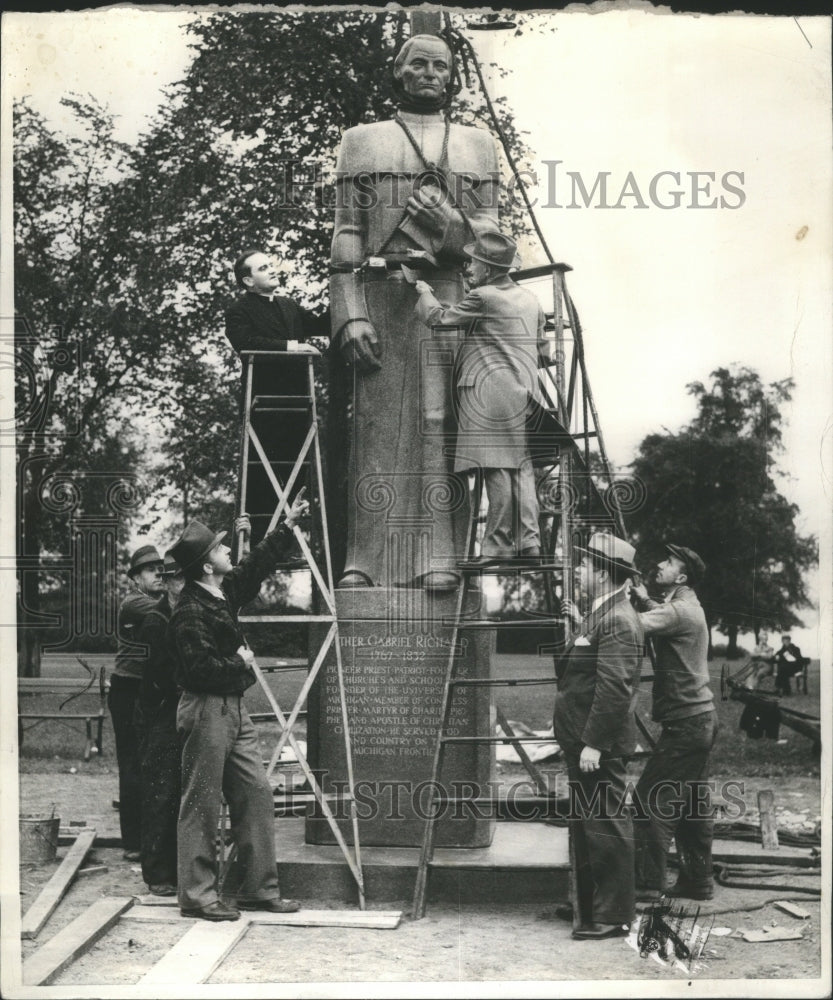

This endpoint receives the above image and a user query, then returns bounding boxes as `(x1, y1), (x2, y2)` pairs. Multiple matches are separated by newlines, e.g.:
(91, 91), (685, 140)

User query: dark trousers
(775, 661), (803, 695)
(565, 749), (635, 926)
(634, 710), (718, 891)
(138, 702), (181, 887)
(177, 692), (279, 910)
(108, 674), (142, 851)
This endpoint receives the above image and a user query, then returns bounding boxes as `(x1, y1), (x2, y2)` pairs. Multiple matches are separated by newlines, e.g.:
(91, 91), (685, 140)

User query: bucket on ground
(19, 814), (60, 864)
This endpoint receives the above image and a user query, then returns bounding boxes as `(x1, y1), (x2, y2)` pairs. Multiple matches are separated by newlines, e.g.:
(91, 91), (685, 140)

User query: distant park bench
(18, 664), (109, 761)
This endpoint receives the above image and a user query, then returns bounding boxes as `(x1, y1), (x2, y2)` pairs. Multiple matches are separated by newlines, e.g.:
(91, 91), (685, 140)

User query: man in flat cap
(111, 544), (166, 860)
(631, 543), (717, 902)
(553, 533), (644, 939)
(135, 551), (188, 897)
(415, 230), (550, 565)
(168, 494), (308, 921)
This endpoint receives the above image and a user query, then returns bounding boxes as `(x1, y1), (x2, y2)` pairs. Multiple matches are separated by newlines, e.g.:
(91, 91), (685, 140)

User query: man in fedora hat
(415, 230), (549, 565)
(552, 533), (644, 939)
(111, 544), (166, 860)
(135, 550), (188, 897)
(631, 543), (717, 902)
(168, 495), (307, 921)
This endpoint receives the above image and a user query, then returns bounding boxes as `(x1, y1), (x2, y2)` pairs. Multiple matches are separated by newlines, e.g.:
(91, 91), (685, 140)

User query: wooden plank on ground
(21, 829), (97, 939)
(138, 920), (249, 986)
(125, 906), (402, 929)
(758, 789), (779, 850)
(23, 897), (133, 986)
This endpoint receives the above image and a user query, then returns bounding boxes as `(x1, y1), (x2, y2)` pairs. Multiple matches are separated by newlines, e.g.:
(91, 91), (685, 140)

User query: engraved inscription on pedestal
(306, 589), (495, 847)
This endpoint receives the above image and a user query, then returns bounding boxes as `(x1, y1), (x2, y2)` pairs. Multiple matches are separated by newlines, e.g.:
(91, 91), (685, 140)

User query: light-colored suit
(416, 276), (548, 557)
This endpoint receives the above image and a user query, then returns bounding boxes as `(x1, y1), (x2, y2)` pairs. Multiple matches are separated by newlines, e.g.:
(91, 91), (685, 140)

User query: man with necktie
(553, 533), (644, 940)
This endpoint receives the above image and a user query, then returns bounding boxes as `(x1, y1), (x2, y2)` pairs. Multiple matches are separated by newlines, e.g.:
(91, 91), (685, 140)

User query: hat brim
(574, 545), (638, 577)
(128, 553), (164, 576)
(664, 544), (702, 583)
(462, 242), (513, 268)
(179, 530), (228, 572)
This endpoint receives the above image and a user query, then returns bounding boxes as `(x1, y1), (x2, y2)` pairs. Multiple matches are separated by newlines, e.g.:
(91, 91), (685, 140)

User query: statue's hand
(340, 320), (382, 372)
(406, 184), (456, 238)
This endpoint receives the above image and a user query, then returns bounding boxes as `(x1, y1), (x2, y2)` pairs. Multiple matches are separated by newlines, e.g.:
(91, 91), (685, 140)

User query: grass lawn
(491, 650), (821, 778)
(18, 651), (819, 781)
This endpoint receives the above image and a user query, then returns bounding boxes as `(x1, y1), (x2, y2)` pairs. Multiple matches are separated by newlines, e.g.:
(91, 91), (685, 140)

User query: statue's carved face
(395, 38), (451, 99)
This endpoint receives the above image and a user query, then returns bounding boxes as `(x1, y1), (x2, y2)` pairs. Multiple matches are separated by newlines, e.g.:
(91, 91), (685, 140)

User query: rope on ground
(713, 861), (821, 896)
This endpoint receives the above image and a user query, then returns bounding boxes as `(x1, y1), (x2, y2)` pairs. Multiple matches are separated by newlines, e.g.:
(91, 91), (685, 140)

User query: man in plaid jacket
(168, 490), (308, 921)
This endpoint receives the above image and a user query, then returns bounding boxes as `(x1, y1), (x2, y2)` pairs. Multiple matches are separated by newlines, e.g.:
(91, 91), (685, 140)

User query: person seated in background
(774, 633), (808, 696)
(749, 632), (776, 691)
(225, 248), (328, 397)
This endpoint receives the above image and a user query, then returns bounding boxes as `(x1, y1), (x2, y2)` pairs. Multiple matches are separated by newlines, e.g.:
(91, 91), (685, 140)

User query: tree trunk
(727, 623), (741, 659)
(18, 459), (43, 677)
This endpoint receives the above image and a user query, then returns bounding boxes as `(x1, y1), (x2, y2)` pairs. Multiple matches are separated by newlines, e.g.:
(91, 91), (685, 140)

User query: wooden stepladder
(226, 350), (364, 909)
(411, 263), (636, 920)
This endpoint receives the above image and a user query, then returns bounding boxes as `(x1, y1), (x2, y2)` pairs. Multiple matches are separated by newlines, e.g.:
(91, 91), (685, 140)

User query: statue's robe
(330, 112), (499, 586)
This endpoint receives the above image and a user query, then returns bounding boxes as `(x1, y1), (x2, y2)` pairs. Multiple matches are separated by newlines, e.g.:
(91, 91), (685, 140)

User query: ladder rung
(250, 711), (307, 722)
(449, 676), (557, 687)
(452, 618), (564, 629)
(459, 562), (563, 574)
(274, 792), (354, 802)
(238, 614), (335, 623)
(252, 406), (312, 414)
(441, 736), (558, 744)
(423, 794), (563, 806)
(259, 659), (308, 672)
(252, 394), (312, 404)
(570, 431), (599, 439)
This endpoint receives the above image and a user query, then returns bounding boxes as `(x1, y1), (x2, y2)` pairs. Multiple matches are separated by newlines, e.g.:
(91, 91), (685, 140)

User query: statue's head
(392, 34), (453, 109)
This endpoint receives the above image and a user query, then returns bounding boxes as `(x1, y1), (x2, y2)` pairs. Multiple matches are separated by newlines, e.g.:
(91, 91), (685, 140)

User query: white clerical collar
(196, 580), (225, 600)
(591, 583), (627, 614)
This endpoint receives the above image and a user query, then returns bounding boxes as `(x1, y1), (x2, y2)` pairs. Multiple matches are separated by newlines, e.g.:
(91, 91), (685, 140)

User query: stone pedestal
(306, 588), (495, 847)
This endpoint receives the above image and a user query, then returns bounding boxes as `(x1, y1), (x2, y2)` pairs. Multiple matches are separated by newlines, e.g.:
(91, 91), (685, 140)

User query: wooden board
(124, 906), (402, 929)
(23, 897), (133, 986)
(138, 920), (249, 986)
(21, 829), (97, 939)
(757, 789), (780, 850)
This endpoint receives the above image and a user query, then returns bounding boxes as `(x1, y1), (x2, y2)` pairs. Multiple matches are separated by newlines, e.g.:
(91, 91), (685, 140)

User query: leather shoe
(122, 849), (141, 862)
(571, 922), (630, 940)
(420, 571), (460, 592)
(237, 897), (300, 913)
(149, 882), (177, 897)
(553, 903), (573, 921)
(180, 901), (240, 921)
(666, 881), (714, 901)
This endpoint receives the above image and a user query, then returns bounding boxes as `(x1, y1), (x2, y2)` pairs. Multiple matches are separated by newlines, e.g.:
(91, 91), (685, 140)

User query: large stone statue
(330, 34), (500, 591)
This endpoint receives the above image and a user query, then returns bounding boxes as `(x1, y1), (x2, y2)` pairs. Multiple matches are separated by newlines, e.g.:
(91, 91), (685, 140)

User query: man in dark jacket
(774, 633), (808, 696)
(553, 533), (643, 940)
(631, 544), (717, 902)
(111, 544), (165, 861)
(135, 552), (187, 896)
(168, 491), (308, 921)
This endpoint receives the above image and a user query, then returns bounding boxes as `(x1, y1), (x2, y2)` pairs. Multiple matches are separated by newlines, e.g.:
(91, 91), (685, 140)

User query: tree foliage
(629, 366), (817, 655)
(13, 10), (537, 671)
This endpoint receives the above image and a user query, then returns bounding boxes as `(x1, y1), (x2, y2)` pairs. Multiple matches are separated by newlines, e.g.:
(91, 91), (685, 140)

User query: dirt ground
(7, 759), (825, 995)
